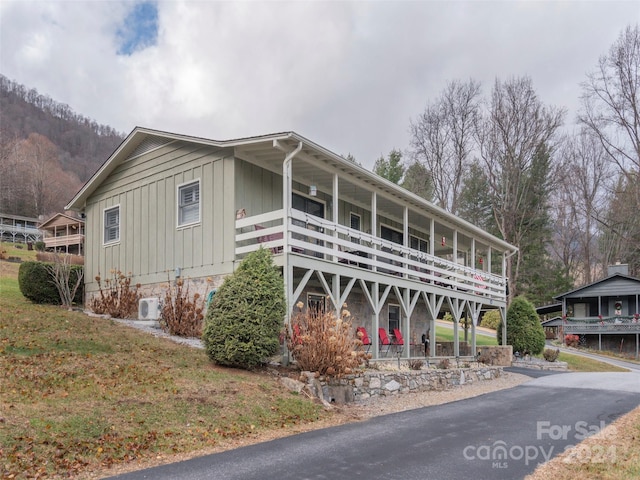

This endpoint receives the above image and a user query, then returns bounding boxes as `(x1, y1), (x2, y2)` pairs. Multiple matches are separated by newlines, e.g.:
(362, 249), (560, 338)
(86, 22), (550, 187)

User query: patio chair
(378, 328), (392, 356)
(356, 326), (372, 353)
(392, 328), (405, 354)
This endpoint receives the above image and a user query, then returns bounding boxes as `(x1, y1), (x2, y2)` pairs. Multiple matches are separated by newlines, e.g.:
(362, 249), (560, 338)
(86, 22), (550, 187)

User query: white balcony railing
(43, 234), (85, 248)
(235, 210), (506, 302)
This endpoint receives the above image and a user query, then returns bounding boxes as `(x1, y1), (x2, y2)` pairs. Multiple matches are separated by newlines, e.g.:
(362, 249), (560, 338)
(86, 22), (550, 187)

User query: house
(39, 212), (85, 255)
(550, 264), (640, 359)
(65, 127), (517, 359)
(0, 213), (42, 244)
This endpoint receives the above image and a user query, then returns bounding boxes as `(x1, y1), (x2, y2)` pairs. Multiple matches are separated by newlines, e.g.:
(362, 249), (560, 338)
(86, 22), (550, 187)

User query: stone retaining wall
(300, 366), (504, 404)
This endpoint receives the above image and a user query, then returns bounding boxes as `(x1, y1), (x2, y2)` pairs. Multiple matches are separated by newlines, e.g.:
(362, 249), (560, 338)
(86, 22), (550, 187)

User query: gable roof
(65, 126), (517, 254)
(39, 212), (84, 230)
(553, 273), (640, 300)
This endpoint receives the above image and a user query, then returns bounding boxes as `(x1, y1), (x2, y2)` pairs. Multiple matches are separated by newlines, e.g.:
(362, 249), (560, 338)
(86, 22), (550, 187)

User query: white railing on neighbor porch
(235, 209), (506, 301)
(43, 234), (85, 249)
(563, 316), (640, 333)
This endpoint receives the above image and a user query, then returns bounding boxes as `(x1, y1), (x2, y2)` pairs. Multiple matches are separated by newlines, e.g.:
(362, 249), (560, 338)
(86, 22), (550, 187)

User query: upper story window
(104, 205), (120, 244)
(178, 180), (200, 227)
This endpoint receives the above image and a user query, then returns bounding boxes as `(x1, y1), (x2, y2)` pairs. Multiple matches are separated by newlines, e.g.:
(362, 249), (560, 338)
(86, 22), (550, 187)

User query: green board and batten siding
(83, 140), (236, 295)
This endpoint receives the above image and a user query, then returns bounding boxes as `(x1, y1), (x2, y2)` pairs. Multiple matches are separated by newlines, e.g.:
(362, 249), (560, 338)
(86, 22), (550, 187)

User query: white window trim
(177, 179), (201, 228)
(350, 212), (362, 243)
(388, 303), (401, 332)
(103, 204), (120, 246)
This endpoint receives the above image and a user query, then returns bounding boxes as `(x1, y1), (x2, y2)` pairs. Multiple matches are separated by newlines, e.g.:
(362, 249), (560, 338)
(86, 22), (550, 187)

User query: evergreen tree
(202, 248), (285, 369)
(373, 149), (405, 184)
(497, 296), (546, 355)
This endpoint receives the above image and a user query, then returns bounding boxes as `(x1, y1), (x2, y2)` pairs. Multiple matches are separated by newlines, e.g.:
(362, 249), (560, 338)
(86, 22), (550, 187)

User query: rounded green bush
(480, 310), (501, 330)
(202, 248), (285, 369)
(497, 296), (546, 355)
(18, 261), (84, 305)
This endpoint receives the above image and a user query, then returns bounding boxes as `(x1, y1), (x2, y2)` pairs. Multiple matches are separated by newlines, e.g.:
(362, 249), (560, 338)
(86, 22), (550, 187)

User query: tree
(457, 160), (495, 232)
(400, 160), (434, 201)
(579, 24), (640, 175)
(551, 130), (610, 284)
(373, 149), (404, 184)
(202, 248), (285, 369)
(409, 79), (481, 213)
(579, 25), (640, 275)
(476, 77), (565, 302)
(497, 296), (546, 355)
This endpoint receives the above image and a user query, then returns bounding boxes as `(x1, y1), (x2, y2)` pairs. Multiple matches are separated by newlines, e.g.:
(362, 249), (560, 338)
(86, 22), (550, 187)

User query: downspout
(502, 248), (518, 346)
(275, 139), (303, 363)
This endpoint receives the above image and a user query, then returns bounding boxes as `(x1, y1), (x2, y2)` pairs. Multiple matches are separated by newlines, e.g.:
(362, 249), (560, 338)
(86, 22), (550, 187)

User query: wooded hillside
(0, 74), (124, 217)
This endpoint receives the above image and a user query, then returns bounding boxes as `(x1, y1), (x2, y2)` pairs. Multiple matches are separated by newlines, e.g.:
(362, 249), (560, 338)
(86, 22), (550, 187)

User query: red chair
(356, 327), (372, 353)
(378, 328), (392, 356)
(392, 328), (405, 354)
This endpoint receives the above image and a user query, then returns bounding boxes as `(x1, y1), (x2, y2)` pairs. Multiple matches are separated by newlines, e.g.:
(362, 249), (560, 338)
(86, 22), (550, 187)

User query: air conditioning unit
(139, 297), (161, 320)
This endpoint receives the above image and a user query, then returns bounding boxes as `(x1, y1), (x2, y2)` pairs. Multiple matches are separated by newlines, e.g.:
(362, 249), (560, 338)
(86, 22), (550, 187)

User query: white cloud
(0, 0), (637, 167)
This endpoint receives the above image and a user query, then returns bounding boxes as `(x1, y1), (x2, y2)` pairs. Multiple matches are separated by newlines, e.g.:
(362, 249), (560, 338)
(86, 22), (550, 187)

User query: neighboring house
(66, 127), (517, 359)
(0, 213), (42, 244)
(548, 264), (640, 359)
(39, 212), (85, 255)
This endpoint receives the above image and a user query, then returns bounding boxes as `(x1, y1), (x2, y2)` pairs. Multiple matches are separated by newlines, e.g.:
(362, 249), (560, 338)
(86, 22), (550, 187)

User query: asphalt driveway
(108, 369), (640, 480)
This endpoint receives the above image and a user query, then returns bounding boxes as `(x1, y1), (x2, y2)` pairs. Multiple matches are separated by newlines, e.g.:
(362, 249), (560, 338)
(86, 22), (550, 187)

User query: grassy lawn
(435, 325), (497, 346)
(558, 352), (630, 372)
(0, 245), (325, 478)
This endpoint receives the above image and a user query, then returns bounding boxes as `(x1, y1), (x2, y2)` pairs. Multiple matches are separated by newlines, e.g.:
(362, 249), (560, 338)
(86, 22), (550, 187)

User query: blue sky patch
(116, 1), (158, 55)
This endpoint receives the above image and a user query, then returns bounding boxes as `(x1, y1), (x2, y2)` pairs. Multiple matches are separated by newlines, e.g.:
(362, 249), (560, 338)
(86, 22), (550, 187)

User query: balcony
(43, 234), (85, 249)
(563, 316), (640, 334)
(235, 209), (506, 302)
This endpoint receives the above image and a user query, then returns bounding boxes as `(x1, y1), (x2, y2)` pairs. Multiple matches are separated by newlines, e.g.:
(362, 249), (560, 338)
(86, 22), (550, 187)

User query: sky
(1, 1), (638, 169)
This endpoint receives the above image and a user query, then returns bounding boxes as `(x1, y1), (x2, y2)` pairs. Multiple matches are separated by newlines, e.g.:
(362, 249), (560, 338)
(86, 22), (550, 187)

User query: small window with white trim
(350, 212), (361, 244)
(103, 205), (120, 244)
(178, 180), (200, 227)
(388, 304), (400, 333)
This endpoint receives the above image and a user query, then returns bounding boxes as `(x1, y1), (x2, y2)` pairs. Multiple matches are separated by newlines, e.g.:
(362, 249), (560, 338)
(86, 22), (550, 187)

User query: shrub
(202, 248), (285, 369)
(19, 261), (84, 305)
(45, 254), (85, 307)
(89, 270), (141, 318)
(543, 348), (560, 362)
(497, 296), (546, 355)
(34, 241), (46, 251)
(408, 359), (424, 370)
(480, 310), (501, 330)
(564, 334), (580, 348)
(437, 358), (450, 369)
(37, 251), (84, 265)
(0, 248), (7, 260)
(286, 303), (368, 377)
(161, 278), (207, 337)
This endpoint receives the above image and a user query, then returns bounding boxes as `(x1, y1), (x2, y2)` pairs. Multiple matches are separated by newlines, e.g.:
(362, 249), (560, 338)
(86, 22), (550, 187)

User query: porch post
(372, 282), (380, 358)
(371, 192), (377, 272)
(332, 173), (339, 261)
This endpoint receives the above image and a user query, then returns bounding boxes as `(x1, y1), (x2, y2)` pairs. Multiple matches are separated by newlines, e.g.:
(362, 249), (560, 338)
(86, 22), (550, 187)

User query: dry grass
(526, 405), (640, 479)
(0, 254), (325, 479)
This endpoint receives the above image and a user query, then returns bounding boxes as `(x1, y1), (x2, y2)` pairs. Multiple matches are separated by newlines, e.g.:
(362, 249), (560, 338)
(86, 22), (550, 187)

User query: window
(388, 304), (400, 333)
(381, 225), (403, 245)
(104, 206), (120, 244)
(350, 212), (361, 244)
(178, 180), (200, 226)
(307, 294), (326, 315)
(410, 235), (428, 253)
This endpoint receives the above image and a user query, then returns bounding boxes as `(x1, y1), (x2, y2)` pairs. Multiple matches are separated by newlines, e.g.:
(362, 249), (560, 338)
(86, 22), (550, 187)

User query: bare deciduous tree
(46, 253), (84, 309)
(551, 130), (610, 284)
(579, 24), (640, 175)
(409, 79), (481, 214)
(476, 77), (565, 301)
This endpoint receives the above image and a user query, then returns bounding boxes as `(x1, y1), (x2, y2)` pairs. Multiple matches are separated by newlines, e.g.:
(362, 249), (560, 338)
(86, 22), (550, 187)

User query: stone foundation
(299, 366), (504, 404)
(476, 345), (513, 366)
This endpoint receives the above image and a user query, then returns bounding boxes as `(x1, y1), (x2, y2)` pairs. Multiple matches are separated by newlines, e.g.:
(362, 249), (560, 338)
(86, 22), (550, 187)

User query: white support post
(332, 173), (339, 261)
(371, 191), (377, 272)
